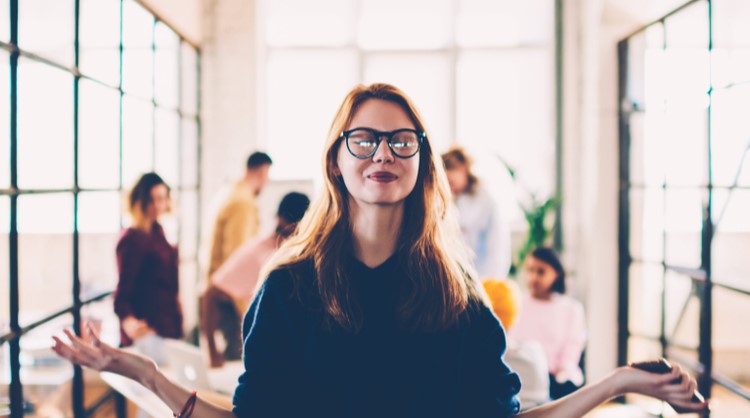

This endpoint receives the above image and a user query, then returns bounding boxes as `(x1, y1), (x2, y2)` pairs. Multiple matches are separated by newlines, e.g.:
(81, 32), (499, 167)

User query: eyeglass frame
(339, 127), (426, 159)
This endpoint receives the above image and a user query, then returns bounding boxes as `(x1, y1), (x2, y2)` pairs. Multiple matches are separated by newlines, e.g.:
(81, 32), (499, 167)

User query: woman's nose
(372, 137), (395, 163)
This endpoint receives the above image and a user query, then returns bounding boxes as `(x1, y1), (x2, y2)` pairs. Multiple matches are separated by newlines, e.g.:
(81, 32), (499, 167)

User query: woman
(53, 84), (706, 418)
(509, 247), (586, 400)
(114, 172), (183, 354)
(442, 147), (511, 280)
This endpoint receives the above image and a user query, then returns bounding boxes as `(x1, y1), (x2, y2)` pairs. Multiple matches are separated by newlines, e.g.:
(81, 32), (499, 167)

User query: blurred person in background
(509, 247), (587, 400)
(208, 152), (273, 277)
(204, 151), (272, 360)
(442, 146), (511, 280)
(114, 172), (182, 363)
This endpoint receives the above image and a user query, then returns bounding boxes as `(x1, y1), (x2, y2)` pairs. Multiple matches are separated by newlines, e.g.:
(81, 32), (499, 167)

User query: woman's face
(524, 255), (558, 299)
(146, 184), (170, 220)
(445, 164), (469, 196)
(336, 99), (420, 208)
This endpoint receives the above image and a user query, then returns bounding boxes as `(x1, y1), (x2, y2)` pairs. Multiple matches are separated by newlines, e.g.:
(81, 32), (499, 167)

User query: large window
(0, 0), (201, 416)
(257, 0), (557, 227)
(619, 0), (750, 415)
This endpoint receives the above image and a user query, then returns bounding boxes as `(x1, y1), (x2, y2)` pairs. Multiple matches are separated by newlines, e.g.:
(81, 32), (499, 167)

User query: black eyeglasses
(340, 128), (425, 159)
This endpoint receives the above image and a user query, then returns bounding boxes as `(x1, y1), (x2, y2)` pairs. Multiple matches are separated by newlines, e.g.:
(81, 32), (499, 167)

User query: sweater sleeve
(113, 234), (145, 320)
(460, 303), (522, 417)
(232, 270), (304, 418)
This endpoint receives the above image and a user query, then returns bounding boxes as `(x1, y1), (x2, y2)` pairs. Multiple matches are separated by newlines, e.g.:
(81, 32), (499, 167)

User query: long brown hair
(261, 83), (481, 333)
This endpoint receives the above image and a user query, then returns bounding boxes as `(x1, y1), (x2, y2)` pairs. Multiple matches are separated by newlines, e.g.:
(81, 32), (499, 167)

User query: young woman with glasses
(53, 84), (707, 418)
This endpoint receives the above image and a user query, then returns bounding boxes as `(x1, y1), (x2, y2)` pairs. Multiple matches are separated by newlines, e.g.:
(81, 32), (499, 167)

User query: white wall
(562, 0), (670, 380)
(199, 0), (260, 216)
(563, 0), (618, 382)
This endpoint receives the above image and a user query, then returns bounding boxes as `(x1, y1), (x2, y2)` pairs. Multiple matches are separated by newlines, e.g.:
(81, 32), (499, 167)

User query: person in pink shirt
(200, 192), (310, 367)
(508, 247), (586, 400)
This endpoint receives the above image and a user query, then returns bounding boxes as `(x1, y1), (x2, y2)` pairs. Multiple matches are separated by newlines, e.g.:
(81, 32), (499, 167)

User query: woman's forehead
(348, 99), (415, 130)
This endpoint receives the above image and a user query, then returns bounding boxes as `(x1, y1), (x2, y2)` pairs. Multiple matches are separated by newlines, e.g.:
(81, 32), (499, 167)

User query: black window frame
(618, 0), (750, 414)
(0, 1), (202, 417)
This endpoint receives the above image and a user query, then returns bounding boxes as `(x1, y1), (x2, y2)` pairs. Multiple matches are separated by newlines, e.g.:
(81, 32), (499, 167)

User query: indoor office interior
(1, 0), (749, 417)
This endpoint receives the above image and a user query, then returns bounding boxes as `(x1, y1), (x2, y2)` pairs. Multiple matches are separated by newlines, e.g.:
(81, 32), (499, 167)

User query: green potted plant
(496, 155), (560, 276)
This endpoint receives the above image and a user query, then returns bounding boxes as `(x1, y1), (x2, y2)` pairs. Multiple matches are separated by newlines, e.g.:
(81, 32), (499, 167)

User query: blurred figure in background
(114, 172), (182, 363)
(207, 152), (273, 278)
(509, 247), (587, 400)
(204, 151), (272, 360)
(442, 146), (511, 280)
(201, 192), (311, 367)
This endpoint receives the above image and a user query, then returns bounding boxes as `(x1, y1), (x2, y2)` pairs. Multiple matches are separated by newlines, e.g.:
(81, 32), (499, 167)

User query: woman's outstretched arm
(52, 325), (235, 418)
(517, 365), (709, 418)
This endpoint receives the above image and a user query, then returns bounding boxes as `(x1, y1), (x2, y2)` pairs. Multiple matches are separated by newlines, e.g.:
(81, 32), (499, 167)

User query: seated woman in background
(53, 84), (706, 418)
(113, 172), (183, 362)
(509, 247), (586, 400)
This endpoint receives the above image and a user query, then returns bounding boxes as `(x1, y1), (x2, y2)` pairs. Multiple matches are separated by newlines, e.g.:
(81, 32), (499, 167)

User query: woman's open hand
(614, 363), (709, 413)
(51, 322), (157, 386)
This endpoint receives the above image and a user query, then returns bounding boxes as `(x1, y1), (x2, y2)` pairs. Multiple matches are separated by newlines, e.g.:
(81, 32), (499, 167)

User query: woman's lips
(367, 171), (398, 182)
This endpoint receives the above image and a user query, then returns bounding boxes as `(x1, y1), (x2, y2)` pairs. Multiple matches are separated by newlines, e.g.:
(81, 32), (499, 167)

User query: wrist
(134, 356), (159, 391)
(604, 367), (628, 399)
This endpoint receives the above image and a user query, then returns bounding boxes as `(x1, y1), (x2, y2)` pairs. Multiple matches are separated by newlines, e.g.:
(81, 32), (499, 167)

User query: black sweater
(232, 254), (521, 418)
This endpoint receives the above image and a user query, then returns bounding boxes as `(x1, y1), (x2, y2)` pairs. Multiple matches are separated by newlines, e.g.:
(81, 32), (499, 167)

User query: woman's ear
(332, 166), (341, 177)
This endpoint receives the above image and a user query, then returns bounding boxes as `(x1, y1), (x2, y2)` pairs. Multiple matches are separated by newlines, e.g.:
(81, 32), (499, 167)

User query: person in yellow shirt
(205, 151), (272, 360)
(208, 152), (272, 277)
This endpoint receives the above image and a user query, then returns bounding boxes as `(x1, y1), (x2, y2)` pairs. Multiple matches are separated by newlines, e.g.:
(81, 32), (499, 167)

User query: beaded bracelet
(174, 390), (198, 418)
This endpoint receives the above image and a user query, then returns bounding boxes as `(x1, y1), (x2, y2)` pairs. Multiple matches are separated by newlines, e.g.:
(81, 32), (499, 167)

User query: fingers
(52, 335), (91, 366)
(651, 368), (682, 386)
(85, 322), (102, 347)
(51, 335), (77, 361)
(51, 327), (112, 371)
(85, 322), (116, 357)
(669, 398), (710, 412)
(62, 329), (104, 366)
(656, 366), (707, 410)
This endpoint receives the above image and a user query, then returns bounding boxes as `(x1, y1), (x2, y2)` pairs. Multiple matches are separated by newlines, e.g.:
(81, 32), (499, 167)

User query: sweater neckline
(349, 251), (400, 274)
